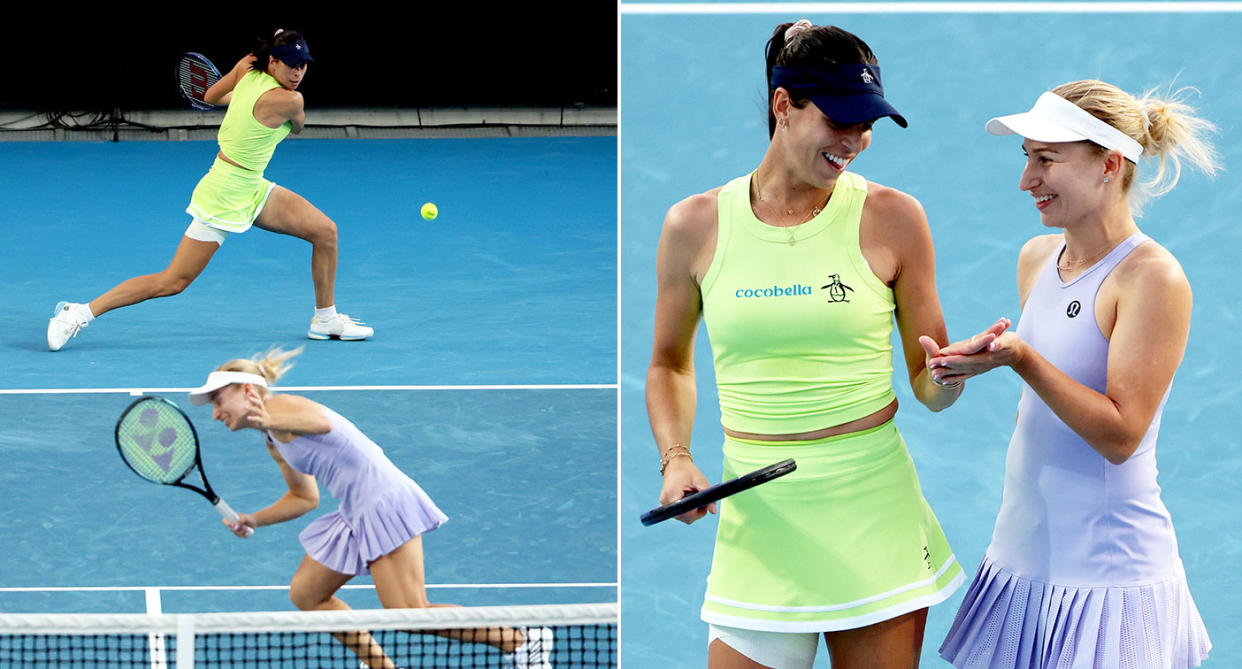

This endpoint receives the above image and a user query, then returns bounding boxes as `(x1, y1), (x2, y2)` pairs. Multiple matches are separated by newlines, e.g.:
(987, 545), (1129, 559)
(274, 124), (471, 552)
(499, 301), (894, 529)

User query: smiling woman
(932, 79), (1220, 668)
(643, 19), (1007, 669)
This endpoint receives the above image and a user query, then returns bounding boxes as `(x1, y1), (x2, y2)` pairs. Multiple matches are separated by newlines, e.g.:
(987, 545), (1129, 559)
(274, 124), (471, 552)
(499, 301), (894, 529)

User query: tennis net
(0, 602), (616, 668)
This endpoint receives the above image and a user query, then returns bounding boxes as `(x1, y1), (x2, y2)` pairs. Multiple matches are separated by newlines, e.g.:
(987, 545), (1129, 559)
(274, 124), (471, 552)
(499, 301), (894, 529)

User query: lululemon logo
(1066, 301), (1081, 318)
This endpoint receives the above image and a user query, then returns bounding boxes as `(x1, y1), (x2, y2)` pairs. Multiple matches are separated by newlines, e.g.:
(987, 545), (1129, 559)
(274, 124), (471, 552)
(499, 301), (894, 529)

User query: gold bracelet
(659, 444), (693, 475)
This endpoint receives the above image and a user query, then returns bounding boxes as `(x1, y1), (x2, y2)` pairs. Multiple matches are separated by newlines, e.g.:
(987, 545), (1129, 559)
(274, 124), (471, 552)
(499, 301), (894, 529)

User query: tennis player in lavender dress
(926, 80), (1216, 668)
(188, 347), (552, 669)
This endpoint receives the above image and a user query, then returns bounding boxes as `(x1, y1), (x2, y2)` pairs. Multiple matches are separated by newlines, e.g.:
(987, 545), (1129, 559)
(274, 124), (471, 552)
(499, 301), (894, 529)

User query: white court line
(621, 2), (1242, 13)
(144, 587), (169, 668)
(0, 384), (617, 396)
(0, 583), (617, 593)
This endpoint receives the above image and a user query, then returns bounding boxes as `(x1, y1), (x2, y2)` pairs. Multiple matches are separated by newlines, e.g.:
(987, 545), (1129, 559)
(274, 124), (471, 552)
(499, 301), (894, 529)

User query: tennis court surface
(0, 136), (618, 666)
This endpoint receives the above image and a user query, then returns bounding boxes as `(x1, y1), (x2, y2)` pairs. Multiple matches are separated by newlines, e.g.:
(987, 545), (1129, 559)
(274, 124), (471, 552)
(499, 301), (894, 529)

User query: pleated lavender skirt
(940, 555), (1211, 669)
(299, 484), (448, 576)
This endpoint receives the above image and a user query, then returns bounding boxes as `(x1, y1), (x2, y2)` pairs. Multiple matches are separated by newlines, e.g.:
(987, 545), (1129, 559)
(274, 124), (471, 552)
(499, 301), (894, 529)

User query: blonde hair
(1052, 79), (1220, 215)
(215, 346), (303, 395)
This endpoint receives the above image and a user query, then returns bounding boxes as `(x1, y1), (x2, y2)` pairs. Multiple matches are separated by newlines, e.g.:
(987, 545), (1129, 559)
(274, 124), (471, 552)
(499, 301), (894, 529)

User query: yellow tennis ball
(421, 202), (438, 220)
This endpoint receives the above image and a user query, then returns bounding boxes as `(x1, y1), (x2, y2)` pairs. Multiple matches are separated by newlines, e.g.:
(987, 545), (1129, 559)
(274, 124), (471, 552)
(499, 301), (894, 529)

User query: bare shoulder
(664, 188), (721, 235)
(660, 187), (722, 258)
(262, 86), (303, 108)
(1115, 239), (1190, 296)
(265, 393), (323, 414)
(1019, 234), (1062, 266)
(659, 186), (725, 283)
(1011, 234), (1059, 305)
(863, 180), (928, 229)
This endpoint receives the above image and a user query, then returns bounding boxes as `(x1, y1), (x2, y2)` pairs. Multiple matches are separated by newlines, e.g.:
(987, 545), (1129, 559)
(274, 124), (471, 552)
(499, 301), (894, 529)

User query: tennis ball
(421, 202), (438, 221)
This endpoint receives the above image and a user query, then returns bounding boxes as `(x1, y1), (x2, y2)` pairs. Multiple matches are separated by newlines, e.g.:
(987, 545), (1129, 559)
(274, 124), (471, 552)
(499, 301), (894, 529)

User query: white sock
(75, 303), (96, 323)
(314, 306), (337, 321)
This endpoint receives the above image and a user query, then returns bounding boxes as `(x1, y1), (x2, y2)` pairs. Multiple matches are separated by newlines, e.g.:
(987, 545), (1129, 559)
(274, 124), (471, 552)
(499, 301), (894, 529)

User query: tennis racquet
(177, 52), (221, 110)
(641, 458), (797, 526)
(115, 396), (253, 536)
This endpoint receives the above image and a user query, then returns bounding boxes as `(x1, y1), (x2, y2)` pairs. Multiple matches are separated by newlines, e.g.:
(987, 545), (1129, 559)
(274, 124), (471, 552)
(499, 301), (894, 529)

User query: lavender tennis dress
(940, 233), (1210, 668)
(268, 406), (448, 575)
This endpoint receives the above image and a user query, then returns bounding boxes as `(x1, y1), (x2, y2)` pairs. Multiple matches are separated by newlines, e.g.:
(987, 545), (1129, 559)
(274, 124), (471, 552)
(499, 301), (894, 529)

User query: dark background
(0, 10), (616, 111)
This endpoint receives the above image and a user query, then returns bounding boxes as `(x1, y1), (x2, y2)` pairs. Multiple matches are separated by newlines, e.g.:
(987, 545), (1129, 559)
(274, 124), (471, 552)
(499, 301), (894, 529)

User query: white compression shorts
(184, 218), (229, 245)
(708, 624), (819, 668)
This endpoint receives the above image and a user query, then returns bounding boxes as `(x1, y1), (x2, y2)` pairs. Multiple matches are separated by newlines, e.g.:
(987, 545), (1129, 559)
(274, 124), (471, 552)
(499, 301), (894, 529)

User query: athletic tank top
(218, 69), (292, 173)
(700, 172), (897, 435)
(988, 232), (1185, 585)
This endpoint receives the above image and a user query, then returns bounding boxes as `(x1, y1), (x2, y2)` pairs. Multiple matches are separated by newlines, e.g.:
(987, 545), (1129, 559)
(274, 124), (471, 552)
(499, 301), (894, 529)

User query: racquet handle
(214, 498), (255, 537)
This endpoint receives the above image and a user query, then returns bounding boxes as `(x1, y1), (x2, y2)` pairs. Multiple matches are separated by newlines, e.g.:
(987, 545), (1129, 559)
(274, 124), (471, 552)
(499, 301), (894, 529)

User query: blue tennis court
(621, 5), (1241, 667)
(0, 136), (617, 622)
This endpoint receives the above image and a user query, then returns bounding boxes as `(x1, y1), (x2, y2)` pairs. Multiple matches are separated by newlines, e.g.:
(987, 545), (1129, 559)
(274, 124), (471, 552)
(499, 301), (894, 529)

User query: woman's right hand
(659, 458), (716, 524)
(222, 513), (257, 538)
(929, 330), (1028, 380)
(920, 317), (1013, 386)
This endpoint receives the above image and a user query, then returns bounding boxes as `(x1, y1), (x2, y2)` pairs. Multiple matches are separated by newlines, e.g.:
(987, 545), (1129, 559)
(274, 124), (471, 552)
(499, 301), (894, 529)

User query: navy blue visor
(771, 63), (907, 128)
(271, 39), (314, 67)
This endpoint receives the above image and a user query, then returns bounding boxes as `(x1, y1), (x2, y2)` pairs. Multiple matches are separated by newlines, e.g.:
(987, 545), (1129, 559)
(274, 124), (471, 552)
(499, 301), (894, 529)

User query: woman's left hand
(919, 317), (1011, 387)
(244, 388), (271, 429)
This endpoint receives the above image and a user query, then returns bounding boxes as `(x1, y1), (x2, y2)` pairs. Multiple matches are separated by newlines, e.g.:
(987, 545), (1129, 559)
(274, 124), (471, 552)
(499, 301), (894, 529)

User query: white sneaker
(308, 313), (373, 341)
(47, 301), (91, 351)
(502, 627), (553, 669)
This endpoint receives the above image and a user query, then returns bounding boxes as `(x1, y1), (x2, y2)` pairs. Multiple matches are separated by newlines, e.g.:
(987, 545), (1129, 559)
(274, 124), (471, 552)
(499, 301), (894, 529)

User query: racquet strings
(116, 398), (199, 484)
(177, 54), (220, 110)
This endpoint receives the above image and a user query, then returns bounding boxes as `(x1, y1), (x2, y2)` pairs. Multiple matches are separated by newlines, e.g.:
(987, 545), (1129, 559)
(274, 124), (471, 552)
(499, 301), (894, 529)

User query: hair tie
(785, 19), (814, 46)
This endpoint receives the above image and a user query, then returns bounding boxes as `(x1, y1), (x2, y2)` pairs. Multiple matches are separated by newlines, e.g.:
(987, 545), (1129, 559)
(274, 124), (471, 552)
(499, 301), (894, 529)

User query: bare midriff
(217, 151), (252, 170)
(722, 397), (898, 442)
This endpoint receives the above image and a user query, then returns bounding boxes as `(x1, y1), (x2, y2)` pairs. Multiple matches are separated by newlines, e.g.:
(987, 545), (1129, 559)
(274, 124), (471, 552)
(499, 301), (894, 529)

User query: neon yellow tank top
(217, 69), (292, 173)
(701, 171), (897, 434)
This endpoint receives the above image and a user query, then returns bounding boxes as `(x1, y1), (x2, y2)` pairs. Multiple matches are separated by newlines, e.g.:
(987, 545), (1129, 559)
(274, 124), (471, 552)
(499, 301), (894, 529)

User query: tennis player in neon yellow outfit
(646, 20), (1007, 668)
(46, 29), (372, 351)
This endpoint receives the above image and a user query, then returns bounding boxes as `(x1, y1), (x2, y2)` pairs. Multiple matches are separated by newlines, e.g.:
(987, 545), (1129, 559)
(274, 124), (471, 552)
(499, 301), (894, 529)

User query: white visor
(188, 371), (269, 406)
(986, 91), (1143, 163)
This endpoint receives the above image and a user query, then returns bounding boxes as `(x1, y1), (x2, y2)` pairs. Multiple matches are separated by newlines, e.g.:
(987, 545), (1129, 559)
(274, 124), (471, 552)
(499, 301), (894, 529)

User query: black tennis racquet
(116, 396), (253, 536)
(641, 458), (797, 526)
(177, 52), (222, 110)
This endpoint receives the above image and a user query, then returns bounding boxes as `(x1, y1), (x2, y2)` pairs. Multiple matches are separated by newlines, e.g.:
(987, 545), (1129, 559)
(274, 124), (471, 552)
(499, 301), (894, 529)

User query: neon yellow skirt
(701, 421), (963, 632)
(185, 158), (276, 233)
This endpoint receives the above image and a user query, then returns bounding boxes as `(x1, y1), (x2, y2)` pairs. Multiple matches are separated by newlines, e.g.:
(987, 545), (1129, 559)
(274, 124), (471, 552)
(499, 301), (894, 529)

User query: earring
(1103, 176), (1110, 183)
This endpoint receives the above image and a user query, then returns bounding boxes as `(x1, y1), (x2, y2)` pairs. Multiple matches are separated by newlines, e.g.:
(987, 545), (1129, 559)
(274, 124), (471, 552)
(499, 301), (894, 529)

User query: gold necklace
(1057, 242), (1116, 271)
(751, 172), (830, 245)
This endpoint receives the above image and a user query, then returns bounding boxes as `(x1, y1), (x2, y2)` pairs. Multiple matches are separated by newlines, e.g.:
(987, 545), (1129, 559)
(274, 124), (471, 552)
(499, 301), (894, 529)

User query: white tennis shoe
(502, 626), (553, 669)
(307, 313), (373, 341)
(47, 301), (91, 351)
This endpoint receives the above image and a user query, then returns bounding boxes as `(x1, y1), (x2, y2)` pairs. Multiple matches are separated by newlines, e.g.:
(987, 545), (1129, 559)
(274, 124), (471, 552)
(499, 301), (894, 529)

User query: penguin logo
(1067, 300), (1081, 318)
(822, 274), (854, 303)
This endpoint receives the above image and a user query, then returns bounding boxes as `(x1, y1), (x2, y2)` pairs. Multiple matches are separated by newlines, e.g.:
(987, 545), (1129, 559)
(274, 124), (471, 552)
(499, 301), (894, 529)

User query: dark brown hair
(250, 29), (308, 72)
(764, 23), (877, 138)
